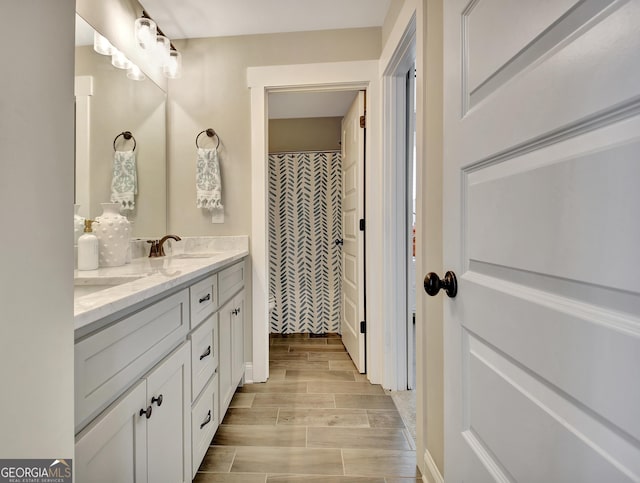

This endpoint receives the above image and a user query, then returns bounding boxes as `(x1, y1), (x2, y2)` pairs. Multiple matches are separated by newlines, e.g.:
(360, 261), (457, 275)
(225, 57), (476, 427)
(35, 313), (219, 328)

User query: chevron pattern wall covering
(268, 151), (342, 334)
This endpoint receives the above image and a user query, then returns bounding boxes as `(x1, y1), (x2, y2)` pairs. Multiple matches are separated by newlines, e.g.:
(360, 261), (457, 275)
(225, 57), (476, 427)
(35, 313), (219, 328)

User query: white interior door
(341, 90), (366, 372)
(442, 1), (640, 481)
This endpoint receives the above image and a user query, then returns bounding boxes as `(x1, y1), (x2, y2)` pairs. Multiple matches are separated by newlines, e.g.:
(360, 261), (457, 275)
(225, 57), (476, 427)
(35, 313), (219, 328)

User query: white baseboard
(243, 362), (254, 384)
(423, 449), (444, 483)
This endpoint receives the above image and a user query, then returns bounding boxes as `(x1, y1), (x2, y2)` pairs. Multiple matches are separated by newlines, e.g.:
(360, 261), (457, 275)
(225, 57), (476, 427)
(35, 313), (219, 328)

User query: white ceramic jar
(94, 203), (131, 267)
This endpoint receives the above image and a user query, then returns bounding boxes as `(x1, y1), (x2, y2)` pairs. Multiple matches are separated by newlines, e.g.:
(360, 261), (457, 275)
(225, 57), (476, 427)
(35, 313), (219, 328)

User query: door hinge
(360, 321), (366, 333)
(359, 219), (365, 231)
(359, 114), (366, 128)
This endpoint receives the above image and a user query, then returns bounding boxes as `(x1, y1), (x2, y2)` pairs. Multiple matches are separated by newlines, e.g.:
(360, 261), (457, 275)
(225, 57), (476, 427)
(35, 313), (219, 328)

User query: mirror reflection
(74, 14), (167, 237)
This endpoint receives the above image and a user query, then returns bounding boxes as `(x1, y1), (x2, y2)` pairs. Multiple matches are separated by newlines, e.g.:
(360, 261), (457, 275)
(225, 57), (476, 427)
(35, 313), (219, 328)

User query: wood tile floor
(194, 333), (421, 483)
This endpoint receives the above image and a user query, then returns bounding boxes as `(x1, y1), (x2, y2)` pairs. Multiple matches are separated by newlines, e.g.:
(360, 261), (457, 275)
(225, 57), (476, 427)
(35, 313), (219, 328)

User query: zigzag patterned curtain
(268, 151), (342, 334)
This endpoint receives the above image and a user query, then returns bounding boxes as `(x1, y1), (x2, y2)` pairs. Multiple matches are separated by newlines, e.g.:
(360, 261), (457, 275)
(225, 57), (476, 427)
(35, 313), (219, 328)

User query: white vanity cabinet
(75, 255), (247, 482)
(76, 342), (191, 483)
(218, 262), (246, 415)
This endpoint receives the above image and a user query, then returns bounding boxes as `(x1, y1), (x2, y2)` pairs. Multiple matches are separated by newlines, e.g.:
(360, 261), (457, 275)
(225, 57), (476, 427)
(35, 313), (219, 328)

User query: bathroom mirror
(75, 14), (167, 237)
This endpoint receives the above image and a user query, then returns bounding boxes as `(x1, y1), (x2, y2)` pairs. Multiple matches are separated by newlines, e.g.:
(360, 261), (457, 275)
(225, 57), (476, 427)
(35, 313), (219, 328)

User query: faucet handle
(147, 240), (160, 257)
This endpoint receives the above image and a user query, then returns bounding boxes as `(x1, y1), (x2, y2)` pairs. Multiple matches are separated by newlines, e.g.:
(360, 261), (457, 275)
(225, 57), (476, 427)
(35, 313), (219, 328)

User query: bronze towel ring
(113, 131), (137, 151)
(195, 128), (220, 150)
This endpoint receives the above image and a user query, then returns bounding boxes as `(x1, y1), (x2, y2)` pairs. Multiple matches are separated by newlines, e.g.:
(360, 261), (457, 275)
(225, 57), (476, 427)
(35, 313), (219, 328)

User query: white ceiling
(139, 0), (391, 39)
(269, 91), (359, 119)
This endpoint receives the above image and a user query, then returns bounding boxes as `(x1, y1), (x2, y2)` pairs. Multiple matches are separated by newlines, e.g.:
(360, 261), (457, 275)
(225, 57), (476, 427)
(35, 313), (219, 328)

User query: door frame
(247, 60), (382, 385)
(381, 13), (417, 391)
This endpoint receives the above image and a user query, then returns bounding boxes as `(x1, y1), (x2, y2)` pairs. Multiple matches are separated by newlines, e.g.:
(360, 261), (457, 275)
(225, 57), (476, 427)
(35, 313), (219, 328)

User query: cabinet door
(75, 380), (147, 483)
(218, 298), (234, 416)
(231, 290), (245, 389)
(146, 342), (191, 483)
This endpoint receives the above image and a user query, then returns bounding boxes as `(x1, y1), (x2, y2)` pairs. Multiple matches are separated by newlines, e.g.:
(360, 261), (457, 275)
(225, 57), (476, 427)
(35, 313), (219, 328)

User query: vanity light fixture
(163, 50), (182, 79)
(93, 31), (114, 56)
(136, 11), (183, 80)
(134, 17), (157, 50)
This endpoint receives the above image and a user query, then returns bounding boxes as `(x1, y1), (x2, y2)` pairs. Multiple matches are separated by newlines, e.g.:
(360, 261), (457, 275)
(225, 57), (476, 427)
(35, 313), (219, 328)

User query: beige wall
(167, 27), (380, 237)
(168, 27), (380, 365)
(75, 46), (167, 237)
(382, 0), (407, 47)
(269, 117), (342, 153)
(0, 0), (75, 458)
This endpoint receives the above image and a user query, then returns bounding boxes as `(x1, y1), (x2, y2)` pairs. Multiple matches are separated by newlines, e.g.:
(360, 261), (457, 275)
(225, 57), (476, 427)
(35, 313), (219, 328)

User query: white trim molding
(247, 60), (382, 384)
(424, 449), (445, 483)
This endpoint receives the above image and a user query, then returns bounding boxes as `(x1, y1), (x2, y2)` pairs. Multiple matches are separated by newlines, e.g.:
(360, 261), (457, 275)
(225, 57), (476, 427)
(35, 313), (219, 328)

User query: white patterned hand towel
(196, 148), (224, 210)
(110, 150), (138, 211)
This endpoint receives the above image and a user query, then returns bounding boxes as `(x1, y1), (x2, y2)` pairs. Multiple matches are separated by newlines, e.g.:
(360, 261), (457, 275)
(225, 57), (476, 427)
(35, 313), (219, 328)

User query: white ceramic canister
(94, 203), (132, 267)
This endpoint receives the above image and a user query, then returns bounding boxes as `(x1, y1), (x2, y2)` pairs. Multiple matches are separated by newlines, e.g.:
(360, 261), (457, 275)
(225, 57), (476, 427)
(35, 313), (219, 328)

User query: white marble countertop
(74, 236), (248, 335)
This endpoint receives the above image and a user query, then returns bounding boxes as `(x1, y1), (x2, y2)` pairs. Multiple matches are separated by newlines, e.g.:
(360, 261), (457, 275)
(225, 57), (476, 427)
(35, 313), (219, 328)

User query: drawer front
(190, 274), (217, 329)
(218, 261), (244, 306)
(75, 289), (189, 431)
(189, 315), (217, 400)
(191, 373), (219, 478)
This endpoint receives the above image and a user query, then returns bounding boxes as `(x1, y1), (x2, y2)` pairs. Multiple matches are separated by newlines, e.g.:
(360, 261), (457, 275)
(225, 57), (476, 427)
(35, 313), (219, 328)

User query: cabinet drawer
(190, 274), (217, 329)
(191, 373), (219, 478)
(75, 289), (189, 431)
(218, 261), (244, 306)
(189, 314), (217, 400)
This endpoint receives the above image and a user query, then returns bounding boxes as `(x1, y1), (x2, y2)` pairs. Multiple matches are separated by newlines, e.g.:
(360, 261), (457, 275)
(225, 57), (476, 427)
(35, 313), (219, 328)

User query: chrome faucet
(147, 235), (182, 257)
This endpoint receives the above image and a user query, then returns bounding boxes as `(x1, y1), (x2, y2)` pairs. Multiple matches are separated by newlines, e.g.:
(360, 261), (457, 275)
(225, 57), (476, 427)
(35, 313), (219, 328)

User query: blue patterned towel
(110, 150), (137, 211)
(196, 148), (223, 210)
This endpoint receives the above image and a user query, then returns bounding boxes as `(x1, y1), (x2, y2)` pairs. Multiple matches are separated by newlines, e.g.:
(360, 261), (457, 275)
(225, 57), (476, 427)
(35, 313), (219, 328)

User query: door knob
(423, 271), (458, 298)
(335, 239), (344, 246)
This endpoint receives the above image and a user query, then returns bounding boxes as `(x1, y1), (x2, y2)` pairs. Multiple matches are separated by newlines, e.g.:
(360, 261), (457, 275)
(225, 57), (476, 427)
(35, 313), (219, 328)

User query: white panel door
(442, 1), (640, 481)
(341, 90), (366, 372)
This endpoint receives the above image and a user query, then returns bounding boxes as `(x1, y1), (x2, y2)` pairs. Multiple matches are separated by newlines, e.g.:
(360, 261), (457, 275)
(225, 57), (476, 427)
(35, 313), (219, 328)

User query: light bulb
(163, 50), (182, 79)
(154, 35), (170, 66)
(111, 50), (132, 70)
(93, 32), (114, 55)
(134, 17), (157, 50)
(126, 64), (146, 81)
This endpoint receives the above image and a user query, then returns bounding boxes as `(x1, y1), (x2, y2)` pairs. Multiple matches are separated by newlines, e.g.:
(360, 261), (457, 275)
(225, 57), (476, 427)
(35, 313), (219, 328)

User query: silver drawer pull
(200, 410), (212, 429)
(199, 345), (211, 360)
(199, 293), (211, 304)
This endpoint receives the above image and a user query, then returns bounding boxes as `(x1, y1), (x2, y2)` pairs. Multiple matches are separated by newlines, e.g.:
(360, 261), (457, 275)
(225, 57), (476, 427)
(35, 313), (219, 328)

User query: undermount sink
(74, 275), (145, 298)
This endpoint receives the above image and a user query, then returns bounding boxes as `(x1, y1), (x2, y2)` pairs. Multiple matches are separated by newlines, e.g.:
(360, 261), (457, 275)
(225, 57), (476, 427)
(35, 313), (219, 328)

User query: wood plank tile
(270, 360), (331, 371)
(366, 410), (405, 428)
(238, 381), (308, 394)
(269, 352), (309, 361)
(252, 393), (335, 408)
(306, 382), (385, 395)
(335, 395), (396, 410)
(329, 360), (357, 371)
(268, 369), (286, 381)
(308, 352), (351, 361)
(197, 446), (236, 472)
(267, 476), (384, 483)
(229, 393), (255, 408)
(277, 408), (369, 427)
(284, 370), (355, 382)
(342, 449), (419, 478)
(221, 408), (279, 425)
(307, 427), (412, 450)
(289, 344), (347, 352)
(214, 425), (306, 447)
(272, 338), (327, 345)
(194, 473), (267, 483)
(232, 447), (344, 475)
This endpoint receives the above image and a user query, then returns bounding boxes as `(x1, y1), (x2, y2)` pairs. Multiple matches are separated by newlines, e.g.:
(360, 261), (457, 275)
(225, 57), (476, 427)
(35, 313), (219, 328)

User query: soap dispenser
(78, 219), (99, 271)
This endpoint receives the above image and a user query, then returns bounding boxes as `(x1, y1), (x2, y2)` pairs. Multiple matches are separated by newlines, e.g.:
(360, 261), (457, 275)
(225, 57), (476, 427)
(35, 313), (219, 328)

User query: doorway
(266, 89), (366, 372)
